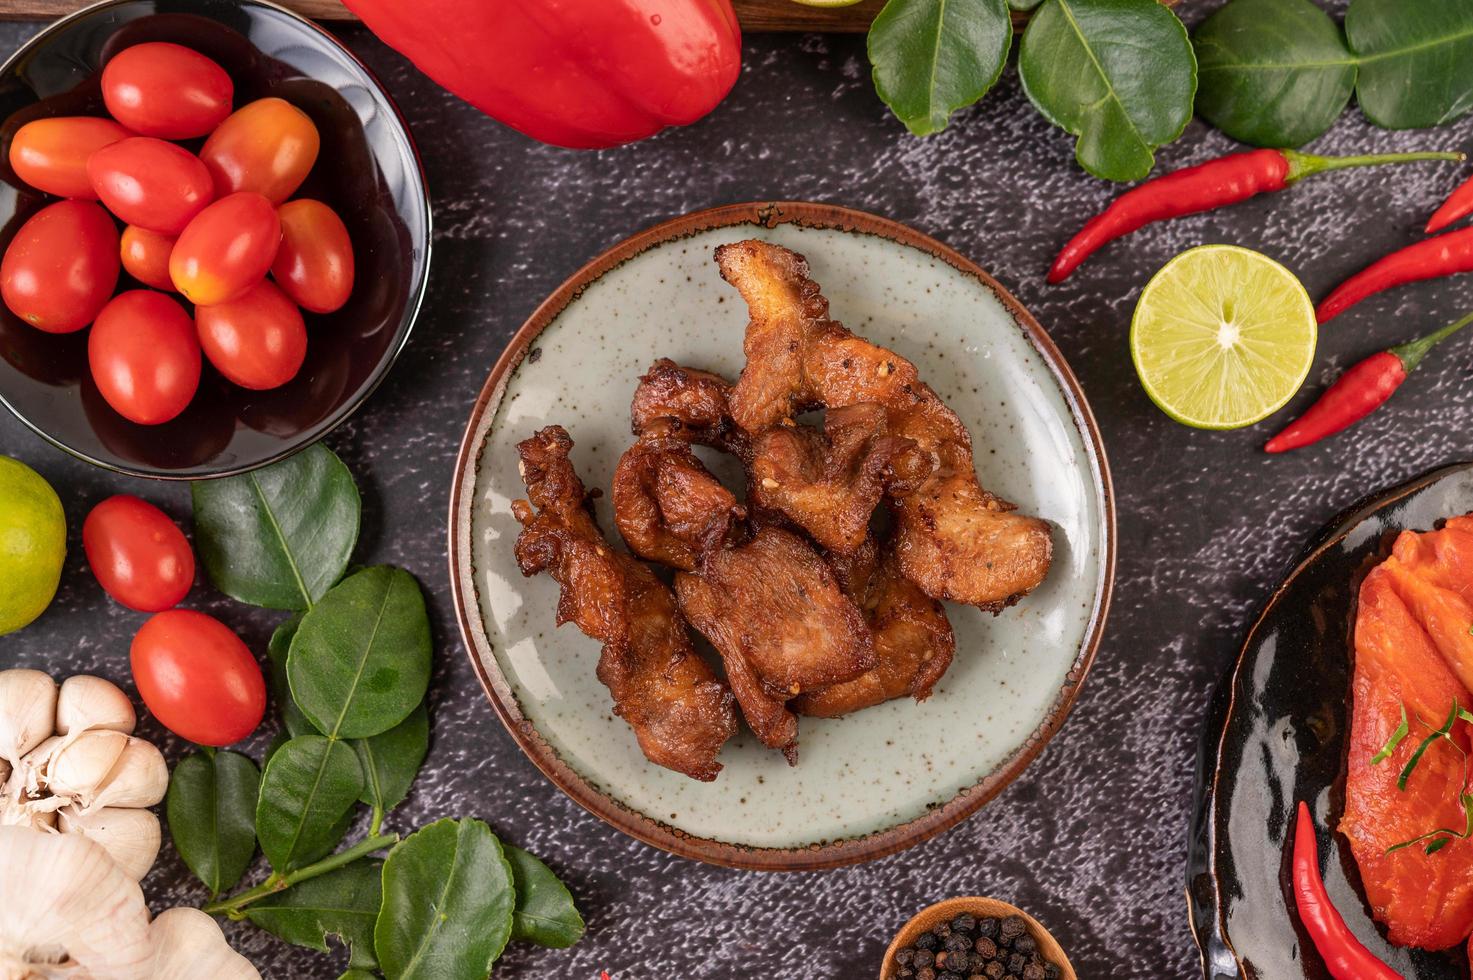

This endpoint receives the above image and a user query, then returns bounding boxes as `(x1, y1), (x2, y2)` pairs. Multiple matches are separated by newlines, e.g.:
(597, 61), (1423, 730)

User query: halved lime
(1131, 244), (1317, 430)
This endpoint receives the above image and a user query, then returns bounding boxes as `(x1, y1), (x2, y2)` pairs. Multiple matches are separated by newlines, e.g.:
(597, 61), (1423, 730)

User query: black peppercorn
(914, 949), (935, 969)
(897, 970), (914, 980)
(1043, 966), (1059, 980)
(1007, 953), (1026, 974)
(897, 949), (916, 967)
(916, 933), (940, 952)
(1000, 917), (1026, 941)
(1013, 935), (1037, 956)
(952, 913), (977, 933)
(916, 968), (936, 980)
(974, 937), (997, 959)
(933, 922), (953, 939)
(984, 963), (1004, 980)
(1023, 964), (1046, 980)
(938, 974), (964, 980)
(946, 933), (973, 954)
(977, 918), (1000, 940)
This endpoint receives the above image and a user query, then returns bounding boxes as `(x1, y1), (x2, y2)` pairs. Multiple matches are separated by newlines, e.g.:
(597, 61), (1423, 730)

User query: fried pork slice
(714, 239), (1053, 610)
(511, 426), (737, 782)
(631, 358), (748, 456)
(675, 525), (877, 761)
(795, 535), (955, 718)
(747, 404), (913, 556)
(631, 359), (910, 557)
(612, 422), (745, 572)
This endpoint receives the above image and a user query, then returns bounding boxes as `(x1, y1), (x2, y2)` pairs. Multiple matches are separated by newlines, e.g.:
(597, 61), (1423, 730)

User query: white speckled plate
(450, 203), (1114, 869)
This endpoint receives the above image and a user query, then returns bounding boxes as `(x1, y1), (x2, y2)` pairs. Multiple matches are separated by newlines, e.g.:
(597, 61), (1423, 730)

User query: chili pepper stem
(1391, 311), (1473, 372)
(1284, 149), (1465, 184)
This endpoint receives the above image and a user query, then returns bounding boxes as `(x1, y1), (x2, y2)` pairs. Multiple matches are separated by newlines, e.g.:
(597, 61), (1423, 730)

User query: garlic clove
(89, 736), (168, 811)
(16, 733), (64, 800)
(0, 669), (58, 767)
(0, 825), (153, 979)
(42, 729), (129, 806)
(55, 675), (136, 737)
(58, 805), (160, 881)
(147, 907), (261, 980)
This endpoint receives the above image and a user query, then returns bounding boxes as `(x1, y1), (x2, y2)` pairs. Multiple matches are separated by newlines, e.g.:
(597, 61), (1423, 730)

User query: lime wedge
(1130, 244), (1317, 430)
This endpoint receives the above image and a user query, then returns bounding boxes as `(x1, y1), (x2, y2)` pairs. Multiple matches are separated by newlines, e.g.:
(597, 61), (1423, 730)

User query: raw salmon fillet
(1342, 517), (1473, 950)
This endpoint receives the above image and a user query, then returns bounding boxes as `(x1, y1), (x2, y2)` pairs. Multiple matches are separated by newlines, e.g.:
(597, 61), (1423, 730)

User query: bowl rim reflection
(0, 0), (432, 480)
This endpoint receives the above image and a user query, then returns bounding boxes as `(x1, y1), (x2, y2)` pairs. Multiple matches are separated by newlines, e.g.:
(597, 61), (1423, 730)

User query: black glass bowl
(0, 0), (431, 479)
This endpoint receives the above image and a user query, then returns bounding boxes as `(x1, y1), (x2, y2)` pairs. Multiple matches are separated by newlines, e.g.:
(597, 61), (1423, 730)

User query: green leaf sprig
(867, 0), (1198, 182)
(168, 444), (584, 979)
(1194, 0), (1473, 149)
(1372, 696), (1473, 855)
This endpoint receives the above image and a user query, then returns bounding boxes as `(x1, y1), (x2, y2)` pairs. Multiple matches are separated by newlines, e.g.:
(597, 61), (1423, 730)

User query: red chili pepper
(1292, 801), (1404, 980)
(1049, 148), (1464, 283)
(1428, 173), (1473, 234)
(1317, 226), (1473, 324)
(1265, 312), (1473, 453)
(341, 0), (741, 149)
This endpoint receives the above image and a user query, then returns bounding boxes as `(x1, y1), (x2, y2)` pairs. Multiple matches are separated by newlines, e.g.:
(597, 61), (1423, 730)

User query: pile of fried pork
(510, 240), (1053, 780)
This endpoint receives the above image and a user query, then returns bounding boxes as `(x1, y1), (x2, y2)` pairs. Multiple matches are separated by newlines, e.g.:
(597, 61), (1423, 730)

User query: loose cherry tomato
(88, 290), (200, 425)
(196, 279), (306, 389)
(1, 200), (119, 333)
(200, 98), (319, 204)
(83, 495), (194, 612)
(119, 225), (176, 291)
(102, 42), (233, 140)
(169, 192), (280, 305)
(8, 116), (131, 199)
(87, 136), (213, 235)
(271, 199), (354, 313)
(131, 609), (265, 746)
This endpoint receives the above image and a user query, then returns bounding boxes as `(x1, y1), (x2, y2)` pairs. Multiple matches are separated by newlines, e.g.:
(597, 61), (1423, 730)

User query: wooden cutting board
(0, 0), (1176, 31)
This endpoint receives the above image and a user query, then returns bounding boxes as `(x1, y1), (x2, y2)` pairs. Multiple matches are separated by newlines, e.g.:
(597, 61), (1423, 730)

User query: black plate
(1188, 462), (1473, 979)
(0, 0), (430, 479)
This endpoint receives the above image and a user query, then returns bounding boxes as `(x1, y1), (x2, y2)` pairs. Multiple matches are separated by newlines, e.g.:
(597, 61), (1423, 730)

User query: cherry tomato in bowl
(102, 42), (233, 140)
(119, 225), (176, 291)
(88, 290), (201, 425)
(197, 279), (307, 389)
(170, 191), (280, 305)
(273, 199), (354, 313)
(87, 136), (213, 235)
(82, 494), (194, 612)
(1, 200), (120, 333)
(131, 609), (265, 746)
(200, 97), (320, 204)
(8, 116), (131, 199)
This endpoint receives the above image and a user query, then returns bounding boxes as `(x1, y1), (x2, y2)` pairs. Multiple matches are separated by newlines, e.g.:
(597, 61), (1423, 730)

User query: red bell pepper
(341, 0), (742, 149)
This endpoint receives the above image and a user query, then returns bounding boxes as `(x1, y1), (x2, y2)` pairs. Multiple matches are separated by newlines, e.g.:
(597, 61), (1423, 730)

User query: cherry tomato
(88, 290), (200, 425)
(169, 192), (280, 305)
(83, 495), (194, 612)
(200, 98), (319, 204)
(130, 609), (265, 746)
(87, 136), (213, 235)
(197, 279), (306, 389)
(101, 42), (233, 140)
(8, 116), (131, 199)
(1, 200), (119, 333)
(119, 225), (176, 291)
(271, 199), (354, 313)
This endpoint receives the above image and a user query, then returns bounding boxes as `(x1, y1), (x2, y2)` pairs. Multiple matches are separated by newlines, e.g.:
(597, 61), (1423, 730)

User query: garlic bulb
(0, 825), (153, 980)
(0, 669), (57, 768)
(56, 675), (136, 736)
(58, 806), (161, 882)
(0, 671), (166, 880)
(147, 908), (260, 980)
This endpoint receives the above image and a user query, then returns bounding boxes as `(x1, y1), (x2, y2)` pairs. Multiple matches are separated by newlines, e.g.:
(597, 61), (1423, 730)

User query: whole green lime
(0, 456), (65, 635)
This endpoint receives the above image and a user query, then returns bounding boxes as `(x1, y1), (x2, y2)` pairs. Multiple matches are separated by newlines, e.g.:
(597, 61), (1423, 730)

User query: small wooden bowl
(880, 896), (1076, 980)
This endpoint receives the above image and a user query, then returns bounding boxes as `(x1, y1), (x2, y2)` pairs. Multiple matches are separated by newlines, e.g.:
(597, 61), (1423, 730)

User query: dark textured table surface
(2, 3), (1471, 977)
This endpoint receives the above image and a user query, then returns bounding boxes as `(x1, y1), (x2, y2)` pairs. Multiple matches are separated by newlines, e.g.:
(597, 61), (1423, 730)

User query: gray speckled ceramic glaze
(462, 219), (1108, 859)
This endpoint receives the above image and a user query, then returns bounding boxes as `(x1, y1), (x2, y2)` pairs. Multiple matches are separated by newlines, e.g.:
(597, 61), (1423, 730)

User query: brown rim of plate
(447, 201), (1117, 871)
